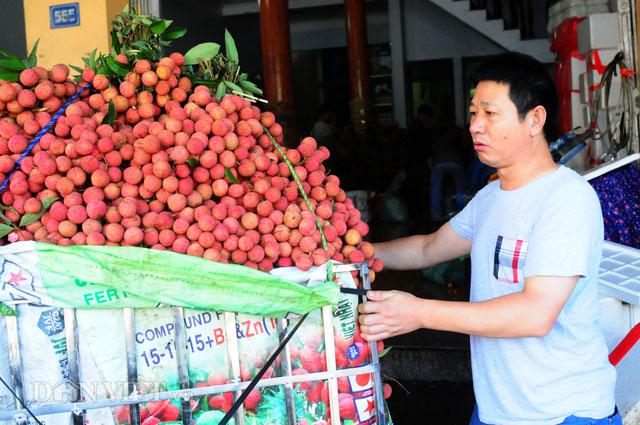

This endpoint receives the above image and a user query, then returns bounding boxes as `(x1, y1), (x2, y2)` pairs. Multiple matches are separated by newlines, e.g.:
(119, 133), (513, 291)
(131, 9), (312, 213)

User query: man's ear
(528, 106), (546, 137)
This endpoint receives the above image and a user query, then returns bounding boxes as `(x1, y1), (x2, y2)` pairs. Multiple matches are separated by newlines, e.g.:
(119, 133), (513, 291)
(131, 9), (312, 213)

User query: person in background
(311, 104), (338, 150)
(311, 103), (351, 183)
(429, 132), (466, 222)
(358, 52), (620, 425)
(405, 104), (436, 230)
(409, 104), (435, 160)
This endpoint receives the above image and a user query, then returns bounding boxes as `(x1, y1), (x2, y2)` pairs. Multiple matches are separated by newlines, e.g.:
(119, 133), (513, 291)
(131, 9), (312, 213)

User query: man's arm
(358, 275), (578, 339)
(374, 222), (472, 270)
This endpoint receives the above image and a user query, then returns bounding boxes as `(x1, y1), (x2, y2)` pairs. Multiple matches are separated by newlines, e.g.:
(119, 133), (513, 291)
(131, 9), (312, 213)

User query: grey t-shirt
(450, 166), (616, 425)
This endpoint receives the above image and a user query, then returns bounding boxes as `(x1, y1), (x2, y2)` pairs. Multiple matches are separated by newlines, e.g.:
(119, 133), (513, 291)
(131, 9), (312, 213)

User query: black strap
(219, 312), (309, 425)
(339, 287), (367, 296)
(0, 375), (44, 425)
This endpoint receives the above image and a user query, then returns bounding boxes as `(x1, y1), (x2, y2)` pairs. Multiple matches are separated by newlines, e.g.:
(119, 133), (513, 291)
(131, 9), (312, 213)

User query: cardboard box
(577, 13), (619, 55)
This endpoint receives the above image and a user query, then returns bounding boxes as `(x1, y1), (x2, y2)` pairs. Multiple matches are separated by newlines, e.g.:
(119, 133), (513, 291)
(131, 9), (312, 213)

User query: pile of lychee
(0, 54), (383, 282)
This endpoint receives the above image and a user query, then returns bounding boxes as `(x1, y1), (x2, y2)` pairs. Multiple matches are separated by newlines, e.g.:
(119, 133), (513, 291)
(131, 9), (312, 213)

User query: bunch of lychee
(0, 56), (383, 283)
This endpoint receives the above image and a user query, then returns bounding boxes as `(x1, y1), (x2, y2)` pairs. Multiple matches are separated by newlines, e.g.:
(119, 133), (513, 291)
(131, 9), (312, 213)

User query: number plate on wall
(50, 3), (80, 29)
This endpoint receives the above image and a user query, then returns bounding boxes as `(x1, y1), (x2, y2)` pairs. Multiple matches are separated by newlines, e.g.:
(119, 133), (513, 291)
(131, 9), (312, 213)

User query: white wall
(288, 0), (507, 59)
(401, 0), (506, 126)
(403, 0), (505, 62)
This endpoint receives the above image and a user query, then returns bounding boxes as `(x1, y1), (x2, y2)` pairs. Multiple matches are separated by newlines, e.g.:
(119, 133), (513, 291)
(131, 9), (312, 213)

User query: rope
(219, 313), (308, 425)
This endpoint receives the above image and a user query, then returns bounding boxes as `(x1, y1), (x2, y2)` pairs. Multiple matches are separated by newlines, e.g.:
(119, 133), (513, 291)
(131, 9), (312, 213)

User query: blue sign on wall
(50, 3), (80, 29)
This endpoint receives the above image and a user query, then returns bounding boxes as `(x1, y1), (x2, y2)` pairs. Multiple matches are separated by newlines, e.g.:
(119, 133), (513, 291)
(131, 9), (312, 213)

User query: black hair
(417, 104), (434, 119)
(470, 52), (558, 142)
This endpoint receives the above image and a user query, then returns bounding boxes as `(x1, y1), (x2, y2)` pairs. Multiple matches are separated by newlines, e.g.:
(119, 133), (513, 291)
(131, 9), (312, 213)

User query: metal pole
(172, 308), (191, 425)
(617, 0), (639, 153)
(361, 263), (387, 425)
(123, 308), (140, 425)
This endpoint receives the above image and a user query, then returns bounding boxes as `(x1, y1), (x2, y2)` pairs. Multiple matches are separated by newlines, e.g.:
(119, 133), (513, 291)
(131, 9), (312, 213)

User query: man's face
(469, 81), (530, 169)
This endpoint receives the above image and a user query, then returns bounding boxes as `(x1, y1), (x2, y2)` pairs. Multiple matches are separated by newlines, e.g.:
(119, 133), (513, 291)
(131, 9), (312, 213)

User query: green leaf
(224, 28), (239, 63)
(0, 302), (17, 317)
(88, 48), (97, 69)
(41, 197), (59, 211)
(224, 167), (239, 184)
(149, 19), (172, 35)
(191, 79), (218, 88)
(215, 82), (226, 100)
(102, 100), (116, 126)
(0, 49), (24, 62)
(19, 213), (39, 227)
(132, 40), (148, 50)
(185, 157), (198, 169)
(239, 80), (263, 95)
(184, 42), (220, 65)
(0, 211), (13, 226)
(69, 64), (84, 73)
(105, 56), (128, 77)
(0, 59), (26, 71)
(162, 27), (187, 40)
(25, 39), (39, 68)
(0, 205), (18, 214)
(140, 17), (153, 25)
(111, 28), (122, 54)
(223, 80), (243, 94)
(0, 223), (13, 238)
(0, 69), (19, 82)
(379, 345), (392, 358)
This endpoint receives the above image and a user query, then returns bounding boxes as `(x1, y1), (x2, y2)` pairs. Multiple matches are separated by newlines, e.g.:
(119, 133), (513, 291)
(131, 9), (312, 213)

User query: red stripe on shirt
(512, 240), (523, 283)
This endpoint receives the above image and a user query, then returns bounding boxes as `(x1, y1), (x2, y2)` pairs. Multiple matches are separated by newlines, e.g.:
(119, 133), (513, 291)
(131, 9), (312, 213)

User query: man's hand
(357, 275), (580, 340)
(357, 290), (424, 341)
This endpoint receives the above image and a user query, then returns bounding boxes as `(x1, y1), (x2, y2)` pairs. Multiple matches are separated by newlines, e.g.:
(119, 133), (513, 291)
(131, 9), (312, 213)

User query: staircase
(429, 0), (554, 62)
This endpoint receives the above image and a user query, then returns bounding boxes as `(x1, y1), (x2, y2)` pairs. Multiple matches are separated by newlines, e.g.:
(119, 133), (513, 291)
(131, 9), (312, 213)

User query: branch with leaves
(111, 5), (186, 62)
(182, 29), (263, 101)
(0, 41), (40, 82)
(0, 197), (57, 239)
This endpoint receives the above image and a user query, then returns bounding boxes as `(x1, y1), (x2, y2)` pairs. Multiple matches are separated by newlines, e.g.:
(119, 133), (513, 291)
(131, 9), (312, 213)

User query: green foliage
(0, 205), (18, 238)
(0, 40), (40, 82)
(111, 5), (186, 62)
(379, 345), (392, 358)
(0, 224), (13, 238)
(184, 43), (220, 65)
(185, 157), (198, 170)
(102, 100), (116, 126)
(19, 197), (58, 227)
(224, 167), (239, 184)
(182, 29), (263, 101)
(224, 28), (239, 63)
(0, 197), (57, 237)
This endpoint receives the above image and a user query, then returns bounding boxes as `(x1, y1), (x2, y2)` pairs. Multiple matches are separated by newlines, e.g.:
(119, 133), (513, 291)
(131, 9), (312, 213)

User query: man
(358, 52), (620, 425)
